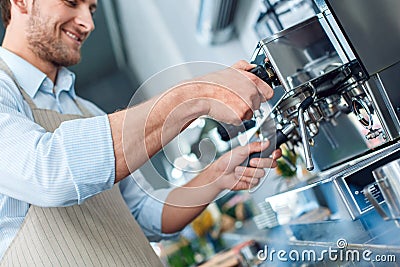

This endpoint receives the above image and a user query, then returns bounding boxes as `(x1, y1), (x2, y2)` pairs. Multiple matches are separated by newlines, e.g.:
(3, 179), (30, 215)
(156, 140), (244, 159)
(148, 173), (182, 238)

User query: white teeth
(65, 31), (80, 41)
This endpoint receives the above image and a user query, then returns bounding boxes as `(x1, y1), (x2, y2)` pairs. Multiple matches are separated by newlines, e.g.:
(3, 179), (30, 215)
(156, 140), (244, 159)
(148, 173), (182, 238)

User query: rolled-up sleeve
(57, 116), (115, 203)
(0, 82), (115, 207)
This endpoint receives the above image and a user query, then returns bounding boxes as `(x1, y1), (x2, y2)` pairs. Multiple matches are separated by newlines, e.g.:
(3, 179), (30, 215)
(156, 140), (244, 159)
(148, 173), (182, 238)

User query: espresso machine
(219, 0), (400, 265)
(251, 0), (400, 169)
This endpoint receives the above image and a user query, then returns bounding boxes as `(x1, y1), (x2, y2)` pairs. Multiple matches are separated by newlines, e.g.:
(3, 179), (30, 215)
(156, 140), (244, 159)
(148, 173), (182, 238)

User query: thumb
(232, 60), (256, 71)
(247, 141), (271, 155)
(231, 141), (271, 165)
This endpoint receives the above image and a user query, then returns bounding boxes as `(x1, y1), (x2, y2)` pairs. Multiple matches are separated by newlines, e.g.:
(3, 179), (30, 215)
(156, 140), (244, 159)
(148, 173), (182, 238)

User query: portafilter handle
(241, 123), (295, 167)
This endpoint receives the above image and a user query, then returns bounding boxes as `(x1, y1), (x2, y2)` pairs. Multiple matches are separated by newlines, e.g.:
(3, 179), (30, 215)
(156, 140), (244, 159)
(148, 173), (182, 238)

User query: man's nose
(75, 10), (95, 33)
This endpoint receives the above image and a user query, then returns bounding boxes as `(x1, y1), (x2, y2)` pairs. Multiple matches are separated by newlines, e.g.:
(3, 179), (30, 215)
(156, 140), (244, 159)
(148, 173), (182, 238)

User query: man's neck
(2, 33), (59, 83)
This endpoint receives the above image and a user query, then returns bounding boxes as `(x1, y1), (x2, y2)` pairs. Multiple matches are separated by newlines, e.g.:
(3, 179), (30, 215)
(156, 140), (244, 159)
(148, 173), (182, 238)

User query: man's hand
(160, 141), (281, 233)
(187, 60), (274, 125)
(207, 141), (282, 191)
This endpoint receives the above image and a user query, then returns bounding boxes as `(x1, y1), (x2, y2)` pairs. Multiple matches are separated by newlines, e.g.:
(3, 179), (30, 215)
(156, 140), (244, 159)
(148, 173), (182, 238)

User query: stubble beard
(26, 5), (82, 67)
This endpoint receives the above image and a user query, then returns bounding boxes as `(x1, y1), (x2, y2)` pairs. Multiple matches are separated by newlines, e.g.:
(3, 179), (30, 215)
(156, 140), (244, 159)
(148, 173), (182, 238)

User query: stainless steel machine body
(250, 0), (400, 200)
(252, 8), (399, 172)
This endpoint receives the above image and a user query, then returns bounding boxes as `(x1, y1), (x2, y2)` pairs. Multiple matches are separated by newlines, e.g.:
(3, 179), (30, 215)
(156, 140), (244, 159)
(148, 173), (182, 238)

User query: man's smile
(63, 29), (84, 45)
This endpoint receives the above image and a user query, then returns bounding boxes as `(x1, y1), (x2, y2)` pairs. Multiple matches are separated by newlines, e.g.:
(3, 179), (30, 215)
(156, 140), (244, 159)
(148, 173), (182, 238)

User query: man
(0, 0), (280, 265)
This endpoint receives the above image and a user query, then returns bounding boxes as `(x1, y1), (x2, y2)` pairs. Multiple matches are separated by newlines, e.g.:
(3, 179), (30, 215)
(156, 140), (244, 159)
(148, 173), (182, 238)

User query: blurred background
(5, 1), (400, 266)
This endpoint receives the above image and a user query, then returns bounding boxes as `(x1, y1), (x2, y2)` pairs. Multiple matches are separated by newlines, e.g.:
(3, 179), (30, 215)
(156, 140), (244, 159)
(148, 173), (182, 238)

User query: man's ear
(11, 0), (29, 14)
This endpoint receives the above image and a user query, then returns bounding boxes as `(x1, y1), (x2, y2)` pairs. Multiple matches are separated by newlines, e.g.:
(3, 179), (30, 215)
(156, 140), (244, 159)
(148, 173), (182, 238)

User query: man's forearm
(160, 167), (222, 233)
(108, 84), (208, 182)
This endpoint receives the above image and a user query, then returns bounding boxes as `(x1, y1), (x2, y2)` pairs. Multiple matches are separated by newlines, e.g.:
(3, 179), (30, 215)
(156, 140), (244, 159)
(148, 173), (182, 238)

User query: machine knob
(250, 62), (280, 87)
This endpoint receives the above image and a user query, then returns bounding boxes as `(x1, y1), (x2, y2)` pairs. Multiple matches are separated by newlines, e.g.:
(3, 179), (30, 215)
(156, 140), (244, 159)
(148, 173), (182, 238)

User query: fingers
(232, 167), (265, 190)
(247, 141), (282, 158)
(271, 148), (282, 160)
(248, 148), (282, 168)
(232, 60), (256, 71)
(245, 69), (273, 101)
(249, 157), (278, 169)
(232, 60), (274, 101)
(201, 59), (274, 124)
(256, 80), (274, 100)
(234, 142), (281, 173)
(235, 166), (266, 179)
(240, 176), (261, 185)
(247, 141), (270, 154)
(233, 180), (259, 191)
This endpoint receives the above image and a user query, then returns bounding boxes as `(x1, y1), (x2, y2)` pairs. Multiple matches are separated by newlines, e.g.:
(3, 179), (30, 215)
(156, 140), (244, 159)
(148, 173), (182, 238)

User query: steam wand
(298, 96), (315, 171)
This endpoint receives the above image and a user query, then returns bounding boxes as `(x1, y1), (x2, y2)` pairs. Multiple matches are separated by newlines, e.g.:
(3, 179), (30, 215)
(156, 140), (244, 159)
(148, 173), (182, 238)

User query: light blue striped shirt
(0, 47), (175, 259)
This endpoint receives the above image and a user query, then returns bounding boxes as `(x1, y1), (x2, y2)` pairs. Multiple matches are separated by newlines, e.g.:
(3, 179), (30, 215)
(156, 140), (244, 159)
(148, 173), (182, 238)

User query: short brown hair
(0, 0), (11, 27)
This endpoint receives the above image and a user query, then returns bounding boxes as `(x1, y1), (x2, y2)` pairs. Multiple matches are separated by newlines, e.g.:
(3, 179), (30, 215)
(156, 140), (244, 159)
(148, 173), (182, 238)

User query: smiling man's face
(26, 0), (97, 67)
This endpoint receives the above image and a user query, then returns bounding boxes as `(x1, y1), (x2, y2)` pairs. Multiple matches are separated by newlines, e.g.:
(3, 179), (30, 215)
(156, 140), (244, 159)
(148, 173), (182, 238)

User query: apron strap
(0, 57), (91, 117)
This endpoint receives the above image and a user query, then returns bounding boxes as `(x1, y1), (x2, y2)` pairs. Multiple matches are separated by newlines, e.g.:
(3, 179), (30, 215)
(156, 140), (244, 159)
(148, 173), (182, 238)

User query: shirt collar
(55, 67), (77, 99)
(0, 47), (77, 99)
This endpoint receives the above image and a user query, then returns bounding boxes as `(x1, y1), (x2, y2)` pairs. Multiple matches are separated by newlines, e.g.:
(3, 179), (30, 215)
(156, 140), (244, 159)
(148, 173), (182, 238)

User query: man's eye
(90, 9), (96, 18)
(64, 0), (77, 7)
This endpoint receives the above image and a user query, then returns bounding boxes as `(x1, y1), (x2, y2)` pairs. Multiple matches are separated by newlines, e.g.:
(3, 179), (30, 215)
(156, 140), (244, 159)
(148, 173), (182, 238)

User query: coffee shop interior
(4, 0), (400, 266)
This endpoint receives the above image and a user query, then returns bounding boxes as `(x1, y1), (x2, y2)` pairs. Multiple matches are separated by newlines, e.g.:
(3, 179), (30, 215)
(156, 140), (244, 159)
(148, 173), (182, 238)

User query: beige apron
(0, 59), (163, 266)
